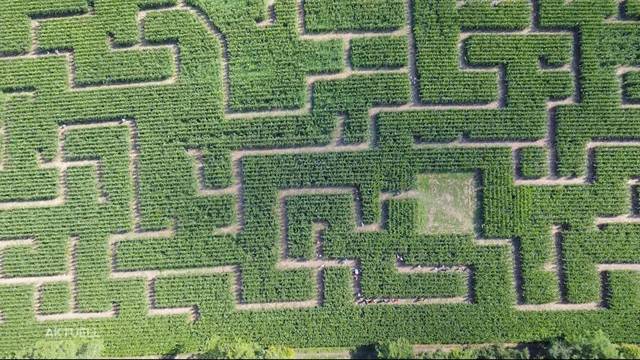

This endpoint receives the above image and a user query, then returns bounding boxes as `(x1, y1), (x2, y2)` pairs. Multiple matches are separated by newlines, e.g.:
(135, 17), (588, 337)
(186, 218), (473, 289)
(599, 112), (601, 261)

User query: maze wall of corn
(0, 0), (639, 356)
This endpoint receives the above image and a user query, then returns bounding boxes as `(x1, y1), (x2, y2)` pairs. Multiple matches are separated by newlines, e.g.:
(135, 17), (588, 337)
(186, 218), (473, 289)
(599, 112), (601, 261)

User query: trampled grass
(415, 173), (476, 235)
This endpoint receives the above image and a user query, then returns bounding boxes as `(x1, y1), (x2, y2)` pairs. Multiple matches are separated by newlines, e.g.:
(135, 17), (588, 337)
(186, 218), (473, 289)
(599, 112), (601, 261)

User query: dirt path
(295, 349), (352, 359)
(596, 215), (640, 225)
(413, 343), (518, 354)
(597, 264), (640, 271)
(0, 239), (34, 249)
(516, 302), (601, 311)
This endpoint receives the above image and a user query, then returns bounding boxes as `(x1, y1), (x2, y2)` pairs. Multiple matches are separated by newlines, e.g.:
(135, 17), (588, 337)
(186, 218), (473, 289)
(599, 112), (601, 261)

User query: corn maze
(0, 0), (639, 356)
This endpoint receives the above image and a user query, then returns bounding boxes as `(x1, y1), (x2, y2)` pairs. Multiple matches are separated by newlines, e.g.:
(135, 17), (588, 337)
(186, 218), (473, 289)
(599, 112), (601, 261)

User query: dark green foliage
(0, 0), (87, 55)
(413, 0), (498, 104)
(350, 36), (407, 69)
(472, 345), (529, 359)
(14, 339), (103, 359)
(313, 73), (410, 143)
(620, 344), (640, 359)
(188, 0), (344, 112)
(605, 271), (640, 310)
(420, 344), (529, 359)
(545, 331), (623, 359)
(420, 348), (476, 359)
(38, 283), (71, 315)
(418, 333), (639, 359)
(264, 345), (296, 359)
(198, 338), (294, 359)
(517, 147), (548, 179)
(200, 338), (263, 359)
(375, 338), (414, 359)
(626, 0), (640, 19)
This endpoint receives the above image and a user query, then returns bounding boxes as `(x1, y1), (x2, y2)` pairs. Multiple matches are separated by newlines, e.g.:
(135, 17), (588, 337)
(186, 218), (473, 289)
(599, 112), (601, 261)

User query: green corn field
(0, 0), (639, 357)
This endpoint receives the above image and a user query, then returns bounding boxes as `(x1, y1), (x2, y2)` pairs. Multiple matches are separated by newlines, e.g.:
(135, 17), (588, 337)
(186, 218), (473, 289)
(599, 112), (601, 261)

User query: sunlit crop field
(0, 0), (639, 356)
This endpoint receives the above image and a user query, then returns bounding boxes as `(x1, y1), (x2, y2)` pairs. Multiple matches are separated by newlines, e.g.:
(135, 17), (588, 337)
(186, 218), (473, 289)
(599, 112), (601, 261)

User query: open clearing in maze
(0, 0), (640, 356)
